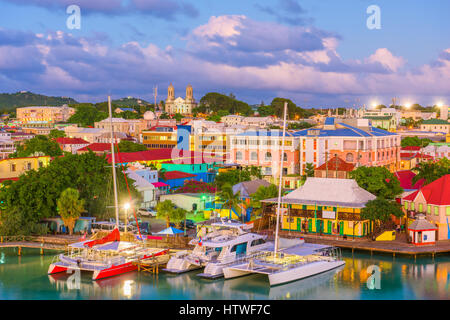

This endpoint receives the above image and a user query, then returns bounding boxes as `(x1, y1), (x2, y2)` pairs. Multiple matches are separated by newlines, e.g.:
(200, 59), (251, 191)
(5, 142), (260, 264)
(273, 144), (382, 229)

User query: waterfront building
(165, 84), (197, 115)
(0, 155), (51, 180)
(402, 174), (450, 240)
(408, 214), (438, 246)
(55, 137), (89, 154)
(314, 156), (355, 179)
(294, 118), (401, 174)
(16, 105), (75, 124)
(262, 177), (376, 238)
(419, 119), (450, 134)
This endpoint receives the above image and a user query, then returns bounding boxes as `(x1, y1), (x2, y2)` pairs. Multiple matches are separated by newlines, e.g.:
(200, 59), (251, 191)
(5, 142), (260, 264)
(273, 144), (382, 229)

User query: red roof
(56, 137), (89, 145)
(403, 174), (450, 205)
(415, 154), (434, 160)
(0, 177), (19, 183)
(401, 146), (421, 151)
(78, 143), (111, 152)
(400, 153), (415, 160)
(163, 171), (197, 180)
(394, 170), (425, 190)
(316, 157), (355, 172)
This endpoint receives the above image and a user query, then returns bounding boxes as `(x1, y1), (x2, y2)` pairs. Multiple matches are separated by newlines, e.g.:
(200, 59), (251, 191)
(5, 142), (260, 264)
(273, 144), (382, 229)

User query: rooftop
(421, 119), (449, 125)
(315, 157), (355, 172)
(163, 171), (197, 180)
(403, 174), (450, 205)
(55, 137), (89, 145)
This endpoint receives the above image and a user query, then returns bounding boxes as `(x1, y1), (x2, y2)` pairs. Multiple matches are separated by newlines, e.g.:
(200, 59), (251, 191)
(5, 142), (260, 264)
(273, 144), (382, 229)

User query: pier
(133, 249), (185, 274)
(261, 230), (450, 258)
(0, 235), (72, 255)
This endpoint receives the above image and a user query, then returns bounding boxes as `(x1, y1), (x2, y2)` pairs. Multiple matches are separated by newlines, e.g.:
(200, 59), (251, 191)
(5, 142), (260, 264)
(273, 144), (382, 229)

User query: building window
(283, 153), (288, 161)
(434, 206), (439, 216)
(251, 152), (257, 161)
(411, 202), (415, 210)
(265, 167), (272, 175)
(404, 202), (409, 210)
(427, 205), (431, 214)
(11, 164), (16, 172)
(265, 152), (272, 161)
(446, 207), (450, 216)
(346, 153), (354, 162)
(419, 203), (423, 212)
(236, 151), (242, 160)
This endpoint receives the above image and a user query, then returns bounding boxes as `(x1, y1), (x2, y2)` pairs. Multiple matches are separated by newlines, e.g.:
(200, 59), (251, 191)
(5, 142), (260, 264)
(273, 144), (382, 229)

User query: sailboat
(48, 96), (168, 281)
(222, 102), (345, 286)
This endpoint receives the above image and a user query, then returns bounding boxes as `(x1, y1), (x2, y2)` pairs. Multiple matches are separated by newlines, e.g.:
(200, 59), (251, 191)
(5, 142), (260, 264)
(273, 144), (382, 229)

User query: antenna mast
(108, 96), (120, 228)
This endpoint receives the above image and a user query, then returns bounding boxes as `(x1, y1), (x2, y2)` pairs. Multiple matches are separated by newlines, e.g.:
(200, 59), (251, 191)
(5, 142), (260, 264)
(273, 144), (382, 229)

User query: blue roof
(324, 117), (335, 125)
(293, 124), (397, 138)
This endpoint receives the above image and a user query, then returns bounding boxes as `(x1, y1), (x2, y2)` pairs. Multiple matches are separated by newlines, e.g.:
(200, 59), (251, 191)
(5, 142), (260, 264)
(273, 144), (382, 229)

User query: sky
(0, 0), (449, 108)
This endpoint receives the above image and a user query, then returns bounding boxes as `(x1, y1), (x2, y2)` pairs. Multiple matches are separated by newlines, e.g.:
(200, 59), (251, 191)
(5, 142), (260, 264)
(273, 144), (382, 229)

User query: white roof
(266, 177), (376, 208)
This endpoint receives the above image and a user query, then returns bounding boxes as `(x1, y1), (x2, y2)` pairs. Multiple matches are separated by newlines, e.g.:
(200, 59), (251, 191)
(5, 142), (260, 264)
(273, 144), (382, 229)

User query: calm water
(0, 247), (449, 300)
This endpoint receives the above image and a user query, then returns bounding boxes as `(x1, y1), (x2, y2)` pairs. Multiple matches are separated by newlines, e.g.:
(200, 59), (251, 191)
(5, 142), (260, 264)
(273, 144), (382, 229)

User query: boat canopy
(84, 228), (120, 248)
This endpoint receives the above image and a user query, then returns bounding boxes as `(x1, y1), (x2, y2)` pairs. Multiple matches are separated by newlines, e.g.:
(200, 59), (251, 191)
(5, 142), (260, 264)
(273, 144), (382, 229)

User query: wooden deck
(0, 235), (72, 254)
(133, 251), (177, 274)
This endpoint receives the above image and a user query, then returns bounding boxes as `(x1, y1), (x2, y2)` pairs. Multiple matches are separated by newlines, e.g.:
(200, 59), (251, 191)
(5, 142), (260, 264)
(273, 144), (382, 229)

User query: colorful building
(262, 177), (376, 238)
(16, 105), (75, 124)
(294, 118), (401, 174)
(314, 156), (355, 179)
(55, 137), (89, 154)
(420, 119), (450, 134)
(0, 155), (51, 180)
(402, 174), (450, 240)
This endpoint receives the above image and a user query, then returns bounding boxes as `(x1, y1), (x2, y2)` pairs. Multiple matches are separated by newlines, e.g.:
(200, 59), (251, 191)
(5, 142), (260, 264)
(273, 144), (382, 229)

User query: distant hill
(112, 97), (150, 107)
(0, 91), (78, 111)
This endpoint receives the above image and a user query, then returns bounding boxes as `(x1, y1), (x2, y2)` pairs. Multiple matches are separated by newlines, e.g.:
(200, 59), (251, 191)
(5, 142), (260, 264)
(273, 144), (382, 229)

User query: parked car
(137, 208), (157, 217)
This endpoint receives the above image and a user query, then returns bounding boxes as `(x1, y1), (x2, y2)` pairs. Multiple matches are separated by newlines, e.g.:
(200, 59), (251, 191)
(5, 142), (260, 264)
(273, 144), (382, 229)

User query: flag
(198, 236), (203, 246)
(79, 231), (87, 241)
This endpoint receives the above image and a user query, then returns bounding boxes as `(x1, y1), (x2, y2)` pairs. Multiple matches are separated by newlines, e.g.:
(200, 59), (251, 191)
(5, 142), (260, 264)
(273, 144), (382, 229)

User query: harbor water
(0, 247), (449, 300)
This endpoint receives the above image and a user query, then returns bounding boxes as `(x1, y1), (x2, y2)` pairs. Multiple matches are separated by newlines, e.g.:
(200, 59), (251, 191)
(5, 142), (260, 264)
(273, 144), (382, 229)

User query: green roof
(421, 119), (450, 125)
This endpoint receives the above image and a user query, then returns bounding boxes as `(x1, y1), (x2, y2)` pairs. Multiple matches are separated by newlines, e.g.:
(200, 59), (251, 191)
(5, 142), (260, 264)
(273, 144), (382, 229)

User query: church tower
(185, 84), (193, 103)
(165, 83), (175, 113)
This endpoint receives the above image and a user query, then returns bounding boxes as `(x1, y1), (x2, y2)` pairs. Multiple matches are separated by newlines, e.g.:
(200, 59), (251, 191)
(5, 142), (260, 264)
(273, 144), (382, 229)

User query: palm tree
(218, 184), (243, 221)
(158, 167), (167, 182)
(412, 158), (449, 185)
(249, 184), (279, 217)
(156, 200), (175, 228)
(57, 188), (85, 235)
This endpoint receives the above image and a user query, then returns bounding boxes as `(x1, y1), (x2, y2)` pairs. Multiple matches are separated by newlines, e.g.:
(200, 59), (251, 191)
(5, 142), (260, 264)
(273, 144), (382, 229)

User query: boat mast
(274, 102), (288, 257)
(108, 95), (120, 229)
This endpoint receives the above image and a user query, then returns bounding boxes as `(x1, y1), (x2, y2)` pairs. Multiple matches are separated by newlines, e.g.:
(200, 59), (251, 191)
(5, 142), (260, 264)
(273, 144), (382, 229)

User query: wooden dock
(271, 231), (450, 259)
(133, 253), (173, 274)
(0, 235), (70, 255)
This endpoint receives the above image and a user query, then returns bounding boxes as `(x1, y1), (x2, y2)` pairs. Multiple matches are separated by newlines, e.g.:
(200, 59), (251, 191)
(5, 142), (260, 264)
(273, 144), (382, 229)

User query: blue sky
(0, 0), (449, 107)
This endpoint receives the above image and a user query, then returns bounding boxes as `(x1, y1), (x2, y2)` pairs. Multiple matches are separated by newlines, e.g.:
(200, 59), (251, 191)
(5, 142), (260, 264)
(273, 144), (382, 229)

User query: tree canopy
(350, 166), (403, 199)
(67, 104), (108, 127)
(412, 158), (450, 185)
(199, 92), (253, 116)
(0, 152), (140, 235)
(48, 129), (66, 139)
(401, 136), (432, 147)
(214, 166), (262, 190)
(57, 187), (85, 235)
(361, 197), (404, 231)
(9, 135), (63, 158)
(156, 200), (186, 228)
(114, 140), (147, 153)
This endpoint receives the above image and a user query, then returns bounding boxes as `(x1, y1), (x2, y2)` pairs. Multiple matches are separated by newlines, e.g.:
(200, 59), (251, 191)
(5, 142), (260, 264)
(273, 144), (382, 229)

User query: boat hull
(268, 260), (346, 286)
(48, 263), (69, 275)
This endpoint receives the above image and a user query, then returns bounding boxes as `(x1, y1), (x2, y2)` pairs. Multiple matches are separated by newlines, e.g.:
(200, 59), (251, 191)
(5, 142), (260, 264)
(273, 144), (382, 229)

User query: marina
(0, 246), (449, 300)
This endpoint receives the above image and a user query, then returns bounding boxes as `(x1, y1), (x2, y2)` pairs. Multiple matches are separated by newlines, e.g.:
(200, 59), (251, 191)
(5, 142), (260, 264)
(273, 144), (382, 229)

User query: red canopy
(84, 228), (120, 248)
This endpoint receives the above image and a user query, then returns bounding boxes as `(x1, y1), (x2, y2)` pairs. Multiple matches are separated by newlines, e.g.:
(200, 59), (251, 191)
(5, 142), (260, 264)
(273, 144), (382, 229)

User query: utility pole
(153, 86), (158, 111)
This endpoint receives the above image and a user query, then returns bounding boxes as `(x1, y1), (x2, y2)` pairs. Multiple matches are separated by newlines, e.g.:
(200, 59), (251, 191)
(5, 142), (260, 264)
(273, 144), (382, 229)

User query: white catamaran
(222, 102), (345, 286)
(164, 219), (272, 278)
(48, 96), (168, 281)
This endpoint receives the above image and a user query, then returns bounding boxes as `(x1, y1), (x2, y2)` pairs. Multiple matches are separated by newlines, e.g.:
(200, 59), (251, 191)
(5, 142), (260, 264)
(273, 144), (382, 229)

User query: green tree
(412, 158), (450, 185)
(48, 129), (66, 139)
(9, 135), (63, 158)
(214, 168), (252, 190)
(218, 184), (242, 221)
(361, 197), (404, 236)
(257, 104), (275, 117)
(401, 136), (431, 147)
(303, 163), (315, 178)
(57, 188), (85, 235)
(173, 113), (184, 122)
(249, 184), (279, 216)
(199, 92), (253, 116)
(67, 104), (108, 127)
(114, 140), (147, 152)
(156, 200), (180, 228)
(350, 166), (403, 199)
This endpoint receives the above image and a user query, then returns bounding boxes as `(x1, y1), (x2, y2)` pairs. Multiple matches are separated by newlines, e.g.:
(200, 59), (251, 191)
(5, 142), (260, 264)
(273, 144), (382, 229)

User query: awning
(152, 182), (169, 188)
(155, 226), (184, 235)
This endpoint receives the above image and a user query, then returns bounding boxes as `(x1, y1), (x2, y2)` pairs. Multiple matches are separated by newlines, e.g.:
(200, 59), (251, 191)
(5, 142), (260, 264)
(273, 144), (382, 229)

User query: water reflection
(1, 248), (449, 300)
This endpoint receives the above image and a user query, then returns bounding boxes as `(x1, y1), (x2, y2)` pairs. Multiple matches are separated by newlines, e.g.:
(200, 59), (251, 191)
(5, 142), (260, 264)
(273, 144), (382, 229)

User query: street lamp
(124, 202), (130, 233)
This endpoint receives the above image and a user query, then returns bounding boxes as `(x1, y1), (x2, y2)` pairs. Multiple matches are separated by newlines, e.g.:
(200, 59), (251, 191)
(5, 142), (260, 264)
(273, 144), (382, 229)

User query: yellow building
(0, 156), (51, 180)
(192, 131), (227, 158)
(16, 106), (75, 124)
(141, 129), (178, 149)
(262, 177), (376, 238)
